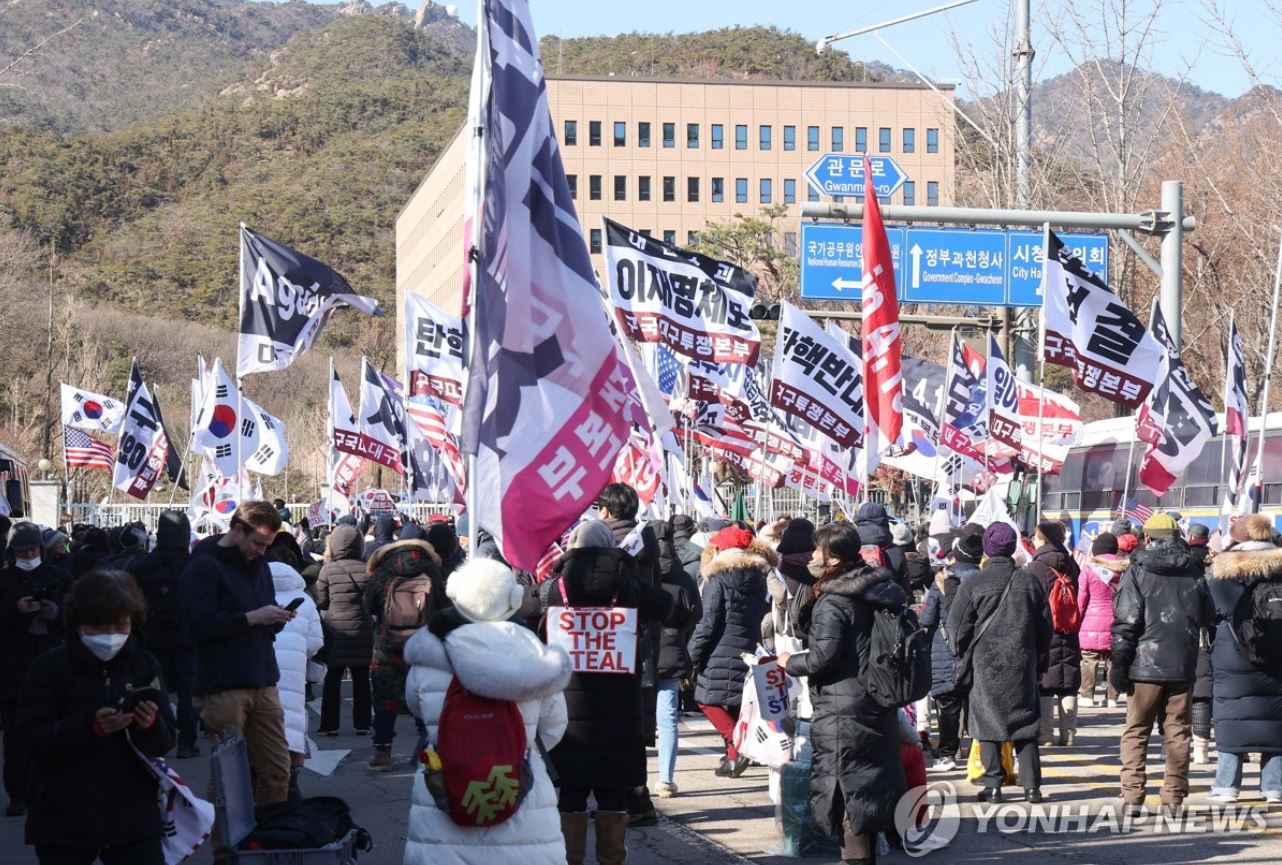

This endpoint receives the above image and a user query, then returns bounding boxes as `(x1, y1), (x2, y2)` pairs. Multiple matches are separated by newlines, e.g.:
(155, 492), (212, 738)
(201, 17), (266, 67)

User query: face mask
(15, 556), (40, 572)
(80, 631), (129, 662)
(807, 559), (828, 579)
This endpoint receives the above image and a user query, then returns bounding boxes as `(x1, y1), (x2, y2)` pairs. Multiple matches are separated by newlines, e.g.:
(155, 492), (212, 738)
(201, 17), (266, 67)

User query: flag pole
(327, 356), (336, 519)
(929, 327), (957, 509)
(1218, 308), (1234, 507)
(237, 222), (247, 504)
(1248, 226), (1282, 513)
(462, 0), (489, 536)
(1035, 277), (1048, 524)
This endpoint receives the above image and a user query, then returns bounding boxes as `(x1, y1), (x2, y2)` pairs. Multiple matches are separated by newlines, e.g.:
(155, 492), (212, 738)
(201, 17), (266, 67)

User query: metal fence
(67, 502), (455, 531)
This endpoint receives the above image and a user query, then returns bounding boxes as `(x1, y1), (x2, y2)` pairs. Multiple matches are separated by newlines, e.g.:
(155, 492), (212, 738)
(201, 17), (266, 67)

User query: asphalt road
(3, 684), (1281, 864)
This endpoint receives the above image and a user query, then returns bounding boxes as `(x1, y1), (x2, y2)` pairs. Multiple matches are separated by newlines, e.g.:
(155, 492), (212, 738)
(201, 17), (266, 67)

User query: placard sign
(752, 660), (798, 724)
(546, 606), (638, 674)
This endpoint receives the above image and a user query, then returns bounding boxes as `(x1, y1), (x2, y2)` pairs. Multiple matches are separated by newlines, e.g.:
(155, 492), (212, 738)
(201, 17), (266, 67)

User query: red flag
(860, 156), (903, 449)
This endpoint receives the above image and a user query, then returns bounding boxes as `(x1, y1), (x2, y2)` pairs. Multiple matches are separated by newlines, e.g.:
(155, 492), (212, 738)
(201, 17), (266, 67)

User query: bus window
(1266, 483), (1282, 506)
(1082, 490), (1112, 510)
(1183, 486), (1219, 507)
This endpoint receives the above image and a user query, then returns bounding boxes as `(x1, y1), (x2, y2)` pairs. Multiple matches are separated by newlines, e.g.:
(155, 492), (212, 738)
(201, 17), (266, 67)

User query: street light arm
(817, 0), (983, 52)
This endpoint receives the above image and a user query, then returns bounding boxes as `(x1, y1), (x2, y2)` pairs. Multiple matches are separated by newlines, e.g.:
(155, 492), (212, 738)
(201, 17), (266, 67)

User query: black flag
(237, 226), (382, 377)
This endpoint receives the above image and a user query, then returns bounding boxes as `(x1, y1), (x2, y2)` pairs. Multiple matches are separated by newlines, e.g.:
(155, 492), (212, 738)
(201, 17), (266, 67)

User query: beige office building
(396, 74), (956, 326)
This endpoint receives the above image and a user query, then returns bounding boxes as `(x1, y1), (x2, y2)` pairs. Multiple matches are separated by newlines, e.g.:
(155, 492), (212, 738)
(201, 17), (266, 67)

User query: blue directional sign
(804, 154), (908, 200)
(904, 229), (1007, 305)
(1007, 230), (1110, 307)
(798, 222), (1109, 307)
(798, 222), (905, 302)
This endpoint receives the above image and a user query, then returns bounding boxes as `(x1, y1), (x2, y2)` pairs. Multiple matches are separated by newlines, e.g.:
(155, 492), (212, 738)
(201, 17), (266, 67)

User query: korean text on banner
(770, 300), (865, 448)
(404, 293), (467, 407)
(603, 218), (761, 365)
(545, 606), (638, 674)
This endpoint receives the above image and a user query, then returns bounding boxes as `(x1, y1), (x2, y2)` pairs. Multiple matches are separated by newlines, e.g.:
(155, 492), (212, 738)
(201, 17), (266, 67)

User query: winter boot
(596, 811), (630, 865)
(560, 812), (590, 865)
(1193, 736), (1211, 765)
(287, 768), (302, 803)
(627, 785), (658, 827)
(368, 747), (393, 771)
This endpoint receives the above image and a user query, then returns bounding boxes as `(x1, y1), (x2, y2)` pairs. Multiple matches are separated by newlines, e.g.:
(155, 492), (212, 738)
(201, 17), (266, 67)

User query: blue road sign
(799, 222), (1109, 307)
(804, 154), (908, 199)
(904, 228), (1007, 305)
(1007, 230), (1110, 306)
(798, 222), (905, 302)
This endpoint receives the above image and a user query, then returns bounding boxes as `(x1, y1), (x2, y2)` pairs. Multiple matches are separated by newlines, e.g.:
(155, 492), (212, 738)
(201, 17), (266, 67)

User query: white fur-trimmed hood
(403, 620), (571, 702)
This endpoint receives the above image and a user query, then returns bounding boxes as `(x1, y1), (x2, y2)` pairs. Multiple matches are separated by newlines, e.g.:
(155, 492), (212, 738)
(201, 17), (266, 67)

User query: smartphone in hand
(283, 597), (305, 613)
(120, 685), (164, 714)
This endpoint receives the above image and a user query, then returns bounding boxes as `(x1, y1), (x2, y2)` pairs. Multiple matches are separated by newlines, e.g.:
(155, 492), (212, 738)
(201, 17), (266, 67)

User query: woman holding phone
(17, 570), (176, 864)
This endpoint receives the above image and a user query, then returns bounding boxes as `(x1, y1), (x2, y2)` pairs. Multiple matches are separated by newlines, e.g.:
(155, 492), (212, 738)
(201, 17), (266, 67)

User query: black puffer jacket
(948, 556), (1051, 742)
(133, 510), (192, 650)
(854, 503), (907, 592)
(315, 525), (374, 667)
(1111, 541), (1212, 685)
(363, 514), (396, 563)
(657, 562), (701, 680)
(687, 540), (774, 706)
(1026, 543), (1083, 694)
(785, 568), (907, 837)
(18, 633), (175, 849)
(539, 546), (679, 788)
(1208, 542), (1282, 751)
(0, 558), (72, 700)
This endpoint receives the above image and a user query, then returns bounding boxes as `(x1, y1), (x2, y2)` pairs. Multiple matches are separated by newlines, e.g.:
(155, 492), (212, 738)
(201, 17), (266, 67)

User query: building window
(639, 122), (652, 148)
(903, 128), (915, 153)
(855, 127), (867, 153)
(613, 121), (626, 147)
(735, 124), (748, 150)
(735, 177), (748, 204)
(614, 175), (627, 202)
(903, 181), (915, 205)
(590, 228), (602, 254)
(711, 177), (724, 203)
(567, 174), (577, 199)
(927, 181), (939, 206)
(563, 120), (577, 146)
(589, 175), (602, 201)
(807, 125), (820, 151)
(663, 230), (676, 245)
(879, 127), (891, 152)
(783, 178), (796, 204)
(638, 176), (651, 202)
(663, 176), (675, 202)
(760, 178), (773, 204)
(662, 122), (675, 148)
(687, 231), (700, 246)
(639, 229), (652, 237)
(711, 124), (724, 149)
(687, 177), (700, 202)
(759, 125), (772, 150)
(832, 127), (844, 152)
(783, 125), (796, 151)
(687, 123), (699, 149)
(784, 232), (798, 256)
(589, 121), (601, 146)
(927, 128), (939, 153)
(807, 186), (819, 202)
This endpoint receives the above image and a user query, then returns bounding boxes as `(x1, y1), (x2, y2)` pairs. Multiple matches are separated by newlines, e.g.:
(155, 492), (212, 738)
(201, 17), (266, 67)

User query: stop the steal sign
(546, 606), (638, 674)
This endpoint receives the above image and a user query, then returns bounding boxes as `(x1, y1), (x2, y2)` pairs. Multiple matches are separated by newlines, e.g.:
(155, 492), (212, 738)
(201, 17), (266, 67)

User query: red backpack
(428, 677), (533, 827)
(1047, 568), (1082, 635)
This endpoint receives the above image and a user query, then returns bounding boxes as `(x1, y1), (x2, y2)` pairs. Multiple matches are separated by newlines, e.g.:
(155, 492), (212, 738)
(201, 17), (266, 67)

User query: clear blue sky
(323, 0), (1277, 98)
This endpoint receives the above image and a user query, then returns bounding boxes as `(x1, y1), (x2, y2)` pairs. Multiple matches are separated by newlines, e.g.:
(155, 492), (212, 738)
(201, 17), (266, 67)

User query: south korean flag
(61, 384), (126, 434)
(244, 399), (289, 476)
(192, 358), (262, 479)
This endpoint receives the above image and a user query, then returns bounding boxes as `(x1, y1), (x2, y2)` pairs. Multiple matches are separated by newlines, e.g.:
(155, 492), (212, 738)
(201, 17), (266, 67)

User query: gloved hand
(1108, 666), (1133, 696)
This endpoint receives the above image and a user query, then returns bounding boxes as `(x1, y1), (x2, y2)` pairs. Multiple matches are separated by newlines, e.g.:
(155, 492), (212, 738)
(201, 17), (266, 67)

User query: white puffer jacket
(402, 621), (571, 865)
(270, 562), (325, 754)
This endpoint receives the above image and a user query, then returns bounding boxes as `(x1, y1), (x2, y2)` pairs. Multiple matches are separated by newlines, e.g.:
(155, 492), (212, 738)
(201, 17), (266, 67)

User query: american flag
(1118, 497), (1155, 525)
(655, 344), (684, 397)
(64, 425), (114, 471)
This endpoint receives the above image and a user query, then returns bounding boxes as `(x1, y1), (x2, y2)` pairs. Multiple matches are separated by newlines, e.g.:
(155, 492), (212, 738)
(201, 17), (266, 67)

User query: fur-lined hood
(366, 538), (441, 575)
(1211, 542), (1282, 582)
(700, 538), (779, 579)
(403, 619), (571, 702)
(1088, 554), (1130, 574)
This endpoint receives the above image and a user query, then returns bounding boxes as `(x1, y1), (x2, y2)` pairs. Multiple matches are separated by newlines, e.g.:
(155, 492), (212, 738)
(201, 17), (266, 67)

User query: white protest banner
(1041, 229), (1163, 408)
(113, 360), (174, 500)
(355, 488), (397, 514)
(404, 293), (466, 407)
(770, 301), (865, 448)
(604, 218), (761, 365)
(546, 605), (639, 674)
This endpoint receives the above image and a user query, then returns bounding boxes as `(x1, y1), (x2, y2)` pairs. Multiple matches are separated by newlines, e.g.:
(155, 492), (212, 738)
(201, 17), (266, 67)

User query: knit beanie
(446, 558), (525, 623)
(776, 518), (816, 556)
(1117, 534), (1140, 553)
(981, 522), (1018, 557)
(709, 525), (754, 552)
(569, 519), (617, 550)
